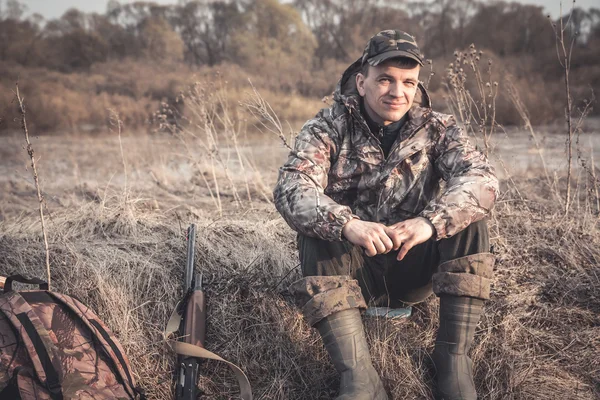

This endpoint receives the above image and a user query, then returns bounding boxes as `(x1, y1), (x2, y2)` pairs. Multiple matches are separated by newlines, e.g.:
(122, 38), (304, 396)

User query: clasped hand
(341, 217), (434, 261)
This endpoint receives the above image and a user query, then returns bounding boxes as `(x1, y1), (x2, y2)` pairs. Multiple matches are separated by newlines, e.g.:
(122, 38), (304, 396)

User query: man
(274, 30), (498, 400)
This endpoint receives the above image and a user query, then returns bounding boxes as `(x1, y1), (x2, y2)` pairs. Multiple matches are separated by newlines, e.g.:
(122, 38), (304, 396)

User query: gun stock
(184, 274), (206, 348)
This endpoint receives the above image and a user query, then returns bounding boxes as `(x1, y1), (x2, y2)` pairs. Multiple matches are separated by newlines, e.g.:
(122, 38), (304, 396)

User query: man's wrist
(341, 216), (360, 238)
(419, 216), (436, 237)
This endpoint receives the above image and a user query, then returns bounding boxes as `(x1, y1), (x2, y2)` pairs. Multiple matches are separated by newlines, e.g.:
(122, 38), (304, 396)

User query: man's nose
(388, 83), (404, 98)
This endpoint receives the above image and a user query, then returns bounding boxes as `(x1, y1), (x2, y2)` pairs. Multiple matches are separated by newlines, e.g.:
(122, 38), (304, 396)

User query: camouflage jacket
(273, 58), (499, 242)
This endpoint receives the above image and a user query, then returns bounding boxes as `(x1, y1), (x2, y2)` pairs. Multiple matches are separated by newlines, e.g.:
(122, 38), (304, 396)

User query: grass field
(1, 119), (599, 398)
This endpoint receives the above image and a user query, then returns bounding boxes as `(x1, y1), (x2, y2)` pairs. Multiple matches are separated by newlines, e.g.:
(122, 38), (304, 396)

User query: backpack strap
(4, 275), (49, 293)
(45, 292), (141, 399)
(0, 366), (25, 399)
(0, 291), (63, 400)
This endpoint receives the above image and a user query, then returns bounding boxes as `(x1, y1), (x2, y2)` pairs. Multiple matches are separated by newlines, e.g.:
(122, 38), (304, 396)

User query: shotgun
(175, 224), (206, 399)
(166, 223), (252, 400)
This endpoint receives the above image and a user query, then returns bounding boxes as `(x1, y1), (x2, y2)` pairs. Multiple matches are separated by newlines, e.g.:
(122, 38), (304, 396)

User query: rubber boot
(316, 308), (388, 400)
(432, 296), (484, 400)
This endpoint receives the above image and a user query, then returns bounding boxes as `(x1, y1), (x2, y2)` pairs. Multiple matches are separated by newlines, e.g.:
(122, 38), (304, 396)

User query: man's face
(356, 60), (421, 126)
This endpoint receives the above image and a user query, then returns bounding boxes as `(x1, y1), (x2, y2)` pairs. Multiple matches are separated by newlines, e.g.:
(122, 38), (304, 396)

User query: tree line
(0, 0), (598, 131)
(2, 1), (599, 72)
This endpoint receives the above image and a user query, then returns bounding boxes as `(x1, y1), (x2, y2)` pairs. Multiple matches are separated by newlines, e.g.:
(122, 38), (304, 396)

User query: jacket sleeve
(273, 116), (357, 241)
(420, 116), (499, 240)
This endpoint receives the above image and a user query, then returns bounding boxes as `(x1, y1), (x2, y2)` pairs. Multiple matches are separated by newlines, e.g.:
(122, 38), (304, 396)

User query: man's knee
(289, 275), (367, 326)
(465, 218), (488, 232)
(437, 218), (490, 266)
(298, 234), (357, 277)
(432, 253), (495, 300)
(456, 218), (490, 252)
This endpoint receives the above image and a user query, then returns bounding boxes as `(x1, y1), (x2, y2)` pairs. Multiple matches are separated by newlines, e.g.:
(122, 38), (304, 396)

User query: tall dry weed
(549, 1), (597, 215)
(14, 82), (52, 287)
(156, 75), (277, 215)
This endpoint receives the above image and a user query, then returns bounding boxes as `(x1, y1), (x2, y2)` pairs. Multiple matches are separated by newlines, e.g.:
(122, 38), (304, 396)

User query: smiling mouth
(384, 102), (406, 109)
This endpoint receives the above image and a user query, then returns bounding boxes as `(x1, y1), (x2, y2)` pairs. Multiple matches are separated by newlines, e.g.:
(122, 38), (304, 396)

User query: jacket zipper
(351, 109), (386, 159)
(375, 114), (434, 221)
(376, 127), (384, 221)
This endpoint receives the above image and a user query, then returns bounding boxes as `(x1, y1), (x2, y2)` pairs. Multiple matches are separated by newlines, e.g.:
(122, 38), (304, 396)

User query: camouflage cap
(362, 30), (424, 67)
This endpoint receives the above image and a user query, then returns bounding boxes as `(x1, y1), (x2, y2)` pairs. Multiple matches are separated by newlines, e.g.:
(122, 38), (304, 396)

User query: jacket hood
(332, 56), (432, 116)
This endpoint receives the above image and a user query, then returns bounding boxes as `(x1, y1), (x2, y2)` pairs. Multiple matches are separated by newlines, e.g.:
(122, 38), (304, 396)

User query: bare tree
(295, 0), (416, 64)
(171, 1), (241, 66)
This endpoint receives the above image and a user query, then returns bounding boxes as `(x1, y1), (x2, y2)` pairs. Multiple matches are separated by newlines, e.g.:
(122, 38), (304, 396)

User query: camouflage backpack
(0, 275), (145, 399)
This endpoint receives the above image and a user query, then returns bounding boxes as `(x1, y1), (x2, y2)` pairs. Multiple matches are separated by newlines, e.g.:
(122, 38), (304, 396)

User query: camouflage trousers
(290, 220), (495, 326)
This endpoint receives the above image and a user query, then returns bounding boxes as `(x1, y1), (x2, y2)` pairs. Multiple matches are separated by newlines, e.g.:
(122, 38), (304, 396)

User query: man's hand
(386, 217), (435, 261)
(342, 219), (396, 257)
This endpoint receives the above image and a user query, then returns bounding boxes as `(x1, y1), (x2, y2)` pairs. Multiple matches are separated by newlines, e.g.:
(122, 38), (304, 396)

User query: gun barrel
(184, 224), (196, 290)
(175, 223), (205, 400)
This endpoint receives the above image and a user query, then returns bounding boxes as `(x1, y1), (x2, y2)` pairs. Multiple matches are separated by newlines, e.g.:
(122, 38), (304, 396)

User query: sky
(18, 0), (174, 20)
(16, 0), (599, 21)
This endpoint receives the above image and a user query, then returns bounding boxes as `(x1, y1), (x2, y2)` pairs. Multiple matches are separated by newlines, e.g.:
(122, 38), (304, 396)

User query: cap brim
(367, 50), (424, 67)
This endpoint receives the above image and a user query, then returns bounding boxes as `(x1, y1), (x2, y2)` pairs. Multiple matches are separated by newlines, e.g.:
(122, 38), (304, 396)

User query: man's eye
(406, 81), (416, 87)
(379, 79), (390, 83)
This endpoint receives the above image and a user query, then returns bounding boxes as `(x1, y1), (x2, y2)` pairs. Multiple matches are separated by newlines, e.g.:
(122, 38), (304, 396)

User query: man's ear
(356, 73), (366, 97)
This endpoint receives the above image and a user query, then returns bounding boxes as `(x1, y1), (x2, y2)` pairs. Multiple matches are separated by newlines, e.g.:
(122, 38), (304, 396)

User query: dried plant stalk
(591, 145), (600, 215)
(506, 80), (561, 204)
(243, 80), (293, 151)
(15, 83), (51, 288)
(551, 0), (577, 214)
(108, 109), (128, 198)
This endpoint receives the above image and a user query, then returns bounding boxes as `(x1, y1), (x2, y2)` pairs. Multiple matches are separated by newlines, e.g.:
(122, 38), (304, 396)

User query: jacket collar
(360, 99), (407, 137)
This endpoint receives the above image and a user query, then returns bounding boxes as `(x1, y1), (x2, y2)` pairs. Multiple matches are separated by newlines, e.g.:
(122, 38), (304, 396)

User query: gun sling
(165, 304), (253, 400)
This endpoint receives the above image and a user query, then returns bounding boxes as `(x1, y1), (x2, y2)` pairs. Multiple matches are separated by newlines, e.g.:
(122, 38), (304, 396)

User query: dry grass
(1, 125), (599, 399)
(1, 54), (599, 398)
